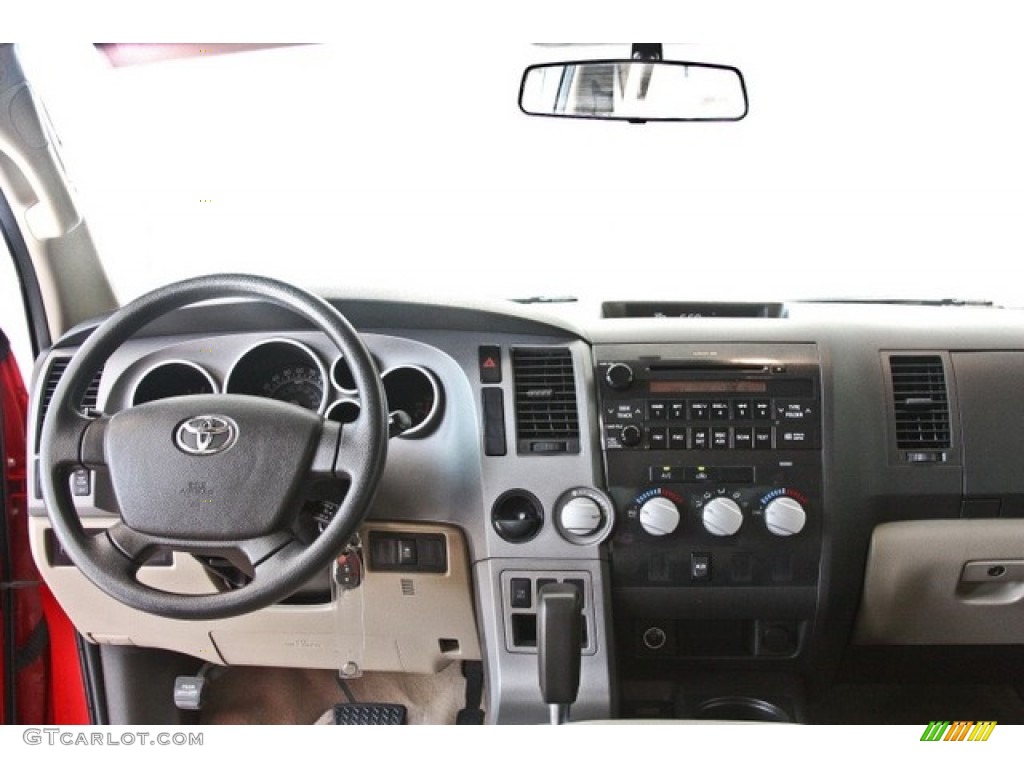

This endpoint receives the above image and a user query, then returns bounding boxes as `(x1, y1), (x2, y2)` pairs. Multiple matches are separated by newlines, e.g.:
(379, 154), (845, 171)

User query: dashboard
(25, 294), (1024, 723)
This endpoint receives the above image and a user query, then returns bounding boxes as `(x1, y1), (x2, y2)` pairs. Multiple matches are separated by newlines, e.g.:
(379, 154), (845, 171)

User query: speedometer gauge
(263, 366), (323, 410)
(225, 339), (328, 413)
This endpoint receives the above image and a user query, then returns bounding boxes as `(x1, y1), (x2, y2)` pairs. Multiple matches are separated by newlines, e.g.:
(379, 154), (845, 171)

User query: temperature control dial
(702, 497), (743, 537)
(639, 496), (680, 537)
(764, 496), (806, 536)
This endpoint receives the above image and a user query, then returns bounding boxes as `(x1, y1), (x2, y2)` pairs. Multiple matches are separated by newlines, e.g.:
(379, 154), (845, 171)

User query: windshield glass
(19, 28), (1024, 308)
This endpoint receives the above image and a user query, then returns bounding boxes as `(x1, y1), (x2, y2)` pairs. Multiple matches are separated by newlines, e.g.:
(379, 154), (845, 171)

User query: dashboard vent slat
(36, 357), (103, 445)
(889, 355), (951, 455)
(511, 348), (580, 454)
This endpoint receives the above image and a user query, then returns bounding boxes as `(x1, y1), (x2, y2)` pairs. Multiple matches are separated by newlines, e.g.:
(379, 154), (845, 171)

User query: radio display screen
(649, 380), (769, 394)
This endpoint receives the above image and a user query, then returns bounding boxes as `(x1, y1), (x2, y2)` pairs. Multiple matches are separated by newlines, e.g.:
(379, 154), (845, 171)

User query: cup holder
(693, 696), (792, 723)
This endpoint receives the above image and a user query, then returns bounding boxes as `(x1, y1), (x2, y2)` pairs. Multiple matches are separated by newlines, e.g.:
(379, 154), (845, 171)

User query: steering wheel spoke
(309, 420), (343, 478)
(79, 415), (111, 469)
(238, 531), (298, 569)
(44, 407), (108, 470)
(333, 417), (378, 479)
(84, 523), (149, 580)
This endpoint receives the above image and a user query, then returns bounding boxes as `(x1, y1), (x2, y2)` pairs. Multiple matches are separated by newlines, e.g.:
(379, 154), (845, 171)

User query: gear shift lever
(537, 582), (583, 724)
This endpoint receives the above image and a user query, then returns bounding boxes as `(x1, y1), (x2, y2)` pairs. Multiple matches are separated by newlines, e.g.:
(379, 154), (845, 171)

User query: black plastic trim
(52, 298), (583, 350)
(0, 190), (51, 357)
(79, 635), (106, 724)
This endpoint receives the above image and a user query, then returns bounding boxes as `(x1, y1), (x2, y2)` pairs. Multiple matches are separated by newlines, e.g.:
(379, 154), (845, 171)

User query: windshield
(17, 29), (1024, 309)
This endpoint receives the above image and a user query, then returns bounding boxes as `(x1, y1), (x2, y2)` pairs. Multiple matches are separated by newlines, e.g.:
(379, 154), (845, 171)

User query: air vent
(511, 348), (580, 454)
(889, 355), (951, 458)
(36, 356), (103, 445)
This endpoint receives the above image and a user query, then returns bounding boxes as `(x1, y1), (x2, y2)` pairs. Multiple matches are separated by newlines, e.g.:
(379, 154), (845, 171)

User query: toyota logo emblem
(175, 415), (238, 456)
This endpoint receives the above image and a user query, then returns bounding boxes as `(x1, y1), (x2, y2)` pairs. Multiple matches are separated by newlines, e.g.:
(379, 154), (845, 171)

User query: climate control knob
(702, 497), (743, 537)
(605, 363), (635, 391)
(639, 497), (680, 537)
(764, 496), (806, 536)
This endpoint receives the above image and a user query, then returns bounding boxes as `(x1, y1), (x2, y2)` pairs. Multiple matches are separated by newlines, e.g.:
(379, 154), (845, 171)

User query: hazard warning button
(478, 345), (502, 384)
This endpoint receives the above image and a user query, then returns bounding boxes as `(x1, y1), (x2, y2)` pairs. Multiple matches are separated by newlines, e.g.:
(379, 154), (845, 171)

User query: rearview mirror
(519, 60), (748, 122)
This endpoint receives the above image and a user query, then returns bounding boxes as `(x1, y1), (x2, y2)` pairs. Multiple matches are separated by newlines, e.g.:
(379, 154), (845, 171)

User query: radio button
(669, 402), (687, 420)
(668, 429), (687, 450)
(648, 401), (668, 420)
(777, 400), (812, 421)
(606, 401), (644, 422)
(753, 400), (772, 420)
(754, 427), (773, 449)
(778, 426), (816, 449)
(710, 402), (731, 420)
(711, 428), (730, 449)
(648, 428), (668, 450)
(691, 427), (710, 450)
(732, 400), (752, 420)
(733, 427), (754, 449)
(689, 401), (710, 420)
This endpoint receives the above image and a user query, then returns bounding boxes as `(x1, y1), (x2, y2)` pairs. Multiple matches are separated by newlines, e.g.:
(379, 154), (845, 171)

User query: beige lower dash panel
(32, 516), (480, 673)
(855, 519), (1024, 644)
(208, 521), (481, 673)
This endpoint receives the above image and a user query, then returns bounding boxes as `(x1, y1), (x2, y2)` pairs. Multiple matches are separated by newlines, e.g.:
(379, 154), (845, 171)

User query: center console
(595, 343), (823, 671)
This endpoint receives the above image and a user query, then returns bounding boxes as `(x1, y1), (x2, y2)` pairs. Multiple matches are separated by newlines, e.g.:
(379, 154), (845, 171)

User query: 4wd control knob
(605, 363), (634, 391)
(639, 497), (680, 537)
(560, 496), (603, 537)
(702, 497), (743, 537)
(764, 496), (806, 536)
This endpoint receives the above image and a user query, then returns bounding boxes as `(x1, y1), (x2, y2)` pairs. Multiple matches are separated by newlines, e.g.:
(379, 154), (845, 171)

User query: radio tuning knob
(639, 496), (680, 537)
(702, 497), (743, 537)
(764, 496), (806, 536)
(605, 363), (635, 391)
(620, 424), (642, 447)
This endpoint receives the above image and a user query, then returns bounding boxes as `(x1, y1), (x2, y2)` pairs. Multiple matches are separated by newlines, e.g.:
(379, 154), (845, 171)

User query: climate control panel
(596, 343), (824, 659)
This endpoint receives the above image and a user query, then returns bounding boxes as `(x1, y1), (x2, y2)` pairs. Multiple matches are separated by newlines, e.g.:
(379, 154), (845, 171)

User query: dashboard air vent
(511, 347), (580, 454)
(889, 355), (951, 457)
(36, 357), (103, 445)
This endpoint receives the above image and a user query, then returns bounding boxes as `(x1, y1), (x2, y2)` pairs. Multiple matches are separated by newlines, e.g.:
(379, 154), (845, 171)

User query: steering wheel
(38, 274), (388, 620)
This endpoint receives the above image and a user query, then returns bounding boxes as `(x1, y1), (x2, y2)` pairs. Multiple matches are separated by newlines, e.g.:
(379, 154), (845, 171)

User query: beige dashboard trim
(30, 517), (480, 673)
(854, 519), (1024, 645)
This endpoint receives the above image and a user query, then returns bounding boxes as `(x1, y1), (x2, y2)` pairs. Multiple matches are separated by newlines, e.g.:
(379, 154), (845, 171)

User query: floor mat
(201, 661), (479, 725)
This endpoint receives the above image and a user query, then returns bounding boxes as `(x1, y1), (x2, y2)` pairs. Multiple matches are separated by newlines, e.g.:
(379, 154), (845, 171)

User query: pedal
(330, 703), (407, 725)
(173, 663), (225, 711)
